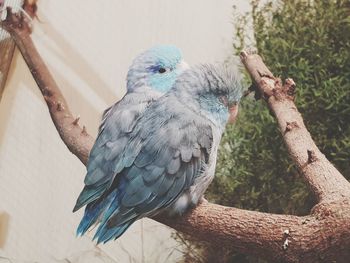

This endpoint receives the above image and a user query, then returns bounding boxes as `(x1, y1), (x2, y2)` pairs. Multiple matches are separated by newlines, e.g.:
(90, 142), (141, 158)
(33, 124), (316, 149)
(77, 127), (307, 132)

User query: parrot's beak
(178, 60), (190, 71)
(228, 104), (239, 124)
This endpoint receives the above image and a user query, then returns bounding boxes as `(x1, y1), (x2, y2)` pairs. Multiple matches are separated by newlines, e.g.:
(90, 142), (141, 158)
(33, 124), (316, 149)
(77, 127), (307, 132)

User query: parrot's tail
(73, 182), (108, 212)
(77, 176), (137, 243)
(76, 190), (118, 236)
(92, 184), (136, 243)
(94, 220), (134, 244)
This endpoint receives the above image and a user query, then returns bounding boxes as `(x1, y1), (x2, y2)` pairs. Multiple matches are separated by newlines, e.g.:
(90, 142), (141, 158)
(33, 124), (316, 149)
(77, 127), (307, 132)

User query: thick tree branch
(2, 9), (350, 262)
(240, 51), (350, 203)
(158, 200), (350, 262)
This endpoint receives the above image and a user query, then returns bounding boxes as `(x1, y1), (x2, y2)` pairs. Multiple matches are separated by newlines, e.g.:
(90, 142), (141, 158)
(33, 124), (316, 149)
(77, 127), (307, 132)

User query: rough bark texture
(2, 9), (350, 263)
(240, 51), (350, 203)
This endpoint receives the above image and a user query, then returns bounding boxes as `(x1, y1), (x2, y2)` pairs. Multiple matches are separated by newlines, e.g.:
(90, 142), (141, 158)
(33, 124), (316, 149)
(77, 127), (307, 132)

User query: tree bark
(2, 9), (350, 263)
(240, 51), (350, 203)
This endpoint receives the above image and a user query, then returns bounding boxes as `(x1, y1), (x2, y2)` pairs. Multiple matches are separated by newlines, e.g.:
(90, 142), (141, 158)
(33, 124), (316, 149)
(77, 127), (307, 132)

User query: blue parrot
(73, 45), (188, 231)
(74, 62), (243, 244)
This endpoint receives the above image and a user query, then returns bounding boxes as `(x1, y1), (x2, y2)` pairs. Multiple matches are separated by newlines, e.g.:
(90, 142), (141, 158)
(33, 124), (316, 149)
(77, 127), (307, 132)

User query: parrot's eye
(158, 68), (166, 74)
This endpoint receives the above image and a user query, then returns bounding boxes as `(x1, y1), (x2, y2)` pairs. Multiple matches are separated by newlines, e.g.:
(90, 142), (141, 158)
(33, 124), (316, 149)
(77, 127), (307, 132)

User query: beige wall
(0, 1), (250, 262)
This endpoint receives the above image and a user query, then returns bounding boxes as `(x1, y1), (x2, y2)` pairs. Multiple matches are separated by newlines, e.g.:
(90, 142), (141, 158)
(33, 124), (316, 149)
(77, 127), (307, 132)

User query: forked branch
(2, 9), (350, 262)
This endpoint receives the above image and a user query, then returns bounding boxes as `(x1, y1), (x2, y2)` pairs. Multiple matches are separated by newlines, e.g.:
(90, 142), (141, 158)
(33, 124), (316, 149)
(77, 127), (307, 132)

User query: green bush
(208, 0), (350, 218)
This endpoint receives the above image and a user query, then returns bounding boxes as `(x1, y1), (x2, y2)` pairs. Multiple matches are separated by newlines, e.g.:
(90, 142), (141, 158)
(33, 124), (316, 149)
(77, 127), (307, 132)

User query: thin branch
(1, 9), (93, 165)
(240, 50), (350, 203)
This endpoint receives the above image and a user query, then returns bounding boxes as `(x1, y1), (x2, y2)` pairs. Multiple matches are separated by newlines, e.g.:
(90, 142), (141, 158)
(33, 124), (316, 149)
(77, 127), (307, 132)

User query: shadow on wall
(0, 212), (10, 248)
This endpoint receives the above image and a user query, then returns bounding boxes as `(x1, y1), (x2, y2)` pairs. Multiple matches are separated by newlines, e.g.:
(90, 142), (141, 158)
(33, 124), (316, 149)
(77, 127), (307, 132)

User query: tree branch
(2, 9), (350, 262)
(240, 51), (350, 203)
(1, 9), (93, 165)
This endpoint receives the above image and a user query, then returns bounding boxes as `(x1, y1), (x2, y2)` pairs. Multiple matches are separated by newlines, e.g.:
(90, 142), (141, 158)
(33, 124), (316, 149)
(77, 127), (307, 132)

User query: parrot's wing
(93, 101), (213, 243)
(73, 93), (154, 212)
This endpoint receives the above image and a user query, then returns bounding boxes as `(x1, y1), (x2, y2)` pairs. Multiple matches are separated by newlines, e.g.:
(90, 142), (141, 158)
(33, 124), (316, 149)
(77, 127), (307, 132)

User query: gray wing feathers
(110, 102), (213, 221)
(75, 93), (154, 209)
(76, 92), (213, 228)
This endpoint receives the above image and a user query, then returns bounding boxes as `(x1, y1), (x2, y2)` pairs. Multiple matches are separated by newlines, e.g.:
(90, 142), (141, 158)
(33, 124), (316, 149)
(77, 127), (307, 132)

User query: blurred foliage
(182, 0), (350, 262)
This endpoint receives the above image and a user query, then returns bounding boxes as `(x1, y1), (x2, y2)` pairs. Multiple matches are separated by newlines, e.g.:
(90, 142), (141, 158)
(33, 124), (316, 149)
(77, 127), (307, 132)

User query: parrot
(73, 45), (188, 234)
(74, 61), (243, 244)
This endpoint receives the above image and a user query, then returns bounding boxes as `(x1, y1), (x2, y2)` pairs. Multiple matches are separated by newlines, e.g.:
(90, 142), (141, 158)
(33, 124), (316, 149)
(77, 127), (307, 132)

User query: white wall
(0, 1), (251, 262)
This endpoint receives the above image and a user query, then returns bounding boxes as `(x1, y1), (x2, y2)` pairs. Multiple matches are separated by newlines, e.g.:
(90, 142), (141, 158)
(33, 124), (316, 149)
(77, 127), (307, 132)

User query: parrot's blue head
(126, 45), (188, 93)
(173, 63), (243, 127)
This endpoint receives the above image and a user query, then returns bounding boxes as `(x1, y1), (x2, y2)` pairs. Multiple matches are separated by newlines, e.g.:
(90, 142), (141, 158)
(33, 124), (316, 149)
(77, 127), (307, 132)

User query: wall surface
(0, 1), (250, 262)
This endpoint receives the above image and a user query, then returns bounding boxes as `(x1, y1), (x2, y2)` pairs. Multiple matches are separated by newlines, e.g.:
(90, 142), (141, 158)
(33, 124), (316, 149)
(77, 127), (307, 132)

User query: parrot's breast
(188, 124), (222, 204)
(167, 122), (222, 215)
